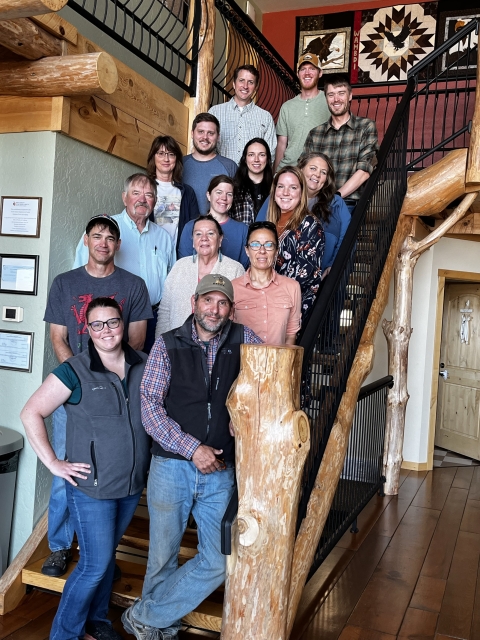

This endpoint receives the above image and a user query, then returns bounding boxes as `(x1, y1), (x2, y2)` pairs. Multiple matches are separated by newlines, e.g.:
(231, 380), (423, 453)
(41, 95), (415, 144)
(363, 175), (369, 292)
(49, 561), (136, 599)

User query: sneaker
(85, 620), (123, 640)
(121, 605), (160, 640)
(41, 548), (72, 577)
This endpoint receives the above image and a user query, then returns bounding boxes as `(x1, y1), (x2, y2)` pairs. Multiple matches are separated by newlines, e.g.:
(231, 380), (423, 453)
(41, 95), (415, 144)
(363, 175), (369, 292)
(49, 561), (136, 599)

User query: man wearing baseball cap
(122, 274), (261, 640)
(41, 212), (152, 578)
(274, 52), (330, 171)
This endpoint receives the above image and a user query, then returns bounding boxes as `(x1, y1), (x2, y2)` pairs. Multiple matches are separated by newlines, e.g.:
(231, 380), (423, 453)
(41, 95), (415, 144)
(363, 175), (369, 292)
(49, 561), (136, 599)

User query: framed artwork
(0, 196), (42, 237)
(0, 254), (39, 295)
(437, 10), (479, 74)
(358, 4), (437, 83)
(297, 27), (351, 75)
(0, 330), (34, 372)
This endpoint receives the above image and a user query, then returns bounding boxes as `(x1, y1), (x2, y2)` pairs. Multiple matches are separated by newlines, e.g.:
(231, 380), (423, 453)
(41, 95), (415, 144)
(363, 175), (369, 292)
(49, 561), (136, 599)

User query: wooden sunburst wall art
(358, 4), (437, 82)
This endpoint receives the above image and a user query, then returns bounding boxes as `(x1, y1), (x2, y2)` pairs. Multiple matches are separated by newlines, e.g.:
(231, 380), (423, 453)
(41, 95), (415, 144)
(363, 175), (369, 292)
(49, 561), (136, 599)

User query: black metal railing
(210, 0), (297, 121)
(308, 376), (393, 576)
(296, 17), (478, 576)
(67, 0), (297, 119)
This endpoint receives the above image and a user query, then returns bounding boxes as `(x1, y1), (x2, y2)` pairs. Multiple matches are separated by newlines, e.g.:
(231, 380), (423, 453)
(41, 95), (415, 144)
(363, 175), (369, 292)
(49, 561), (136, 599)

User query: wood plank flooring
(1, 466), (480, 639)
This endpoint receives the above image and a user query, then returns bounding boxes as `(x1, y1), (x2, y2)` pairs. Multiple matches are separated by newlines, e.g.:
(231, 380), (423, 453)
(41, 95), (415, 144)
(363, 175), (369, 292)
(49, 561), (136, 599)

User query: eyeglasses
(156, 151), (176, 160)
(88, 318), (122, 332)
(248, 241), (277, 251)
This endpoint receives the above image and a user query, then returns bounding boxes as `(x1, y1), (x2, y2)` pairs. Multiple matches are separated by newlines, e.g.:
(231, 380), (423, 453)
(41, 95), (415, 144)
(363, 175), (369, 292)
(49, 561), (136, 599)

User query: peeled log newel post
(222, 344), (310, 640)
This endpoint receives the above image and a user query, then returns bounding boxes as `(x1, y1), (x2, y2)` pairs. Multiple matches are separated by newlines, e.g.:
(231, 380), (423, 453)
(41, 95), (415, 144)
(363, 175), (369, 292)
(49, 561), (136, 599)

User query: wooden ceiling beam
(0, 17), (64, 59)
(0, 0), (67, 20)
(0, 52), (118, 96)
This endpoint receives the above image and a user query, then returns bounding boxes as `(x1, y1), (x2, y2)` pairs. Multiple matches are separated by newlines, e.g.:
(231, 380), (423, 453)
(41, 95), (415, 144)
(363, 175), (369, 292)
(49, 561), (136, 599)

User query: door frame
(427, 269), (480, 469)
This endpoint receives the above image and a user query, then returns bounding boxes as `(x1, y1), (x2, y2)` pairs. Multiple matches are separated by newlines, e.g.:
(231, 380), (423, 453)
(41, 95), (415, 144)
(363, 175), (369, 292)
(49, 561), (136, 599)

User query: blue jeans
(50, 485), (141, 640)
(48, 405), (74, 552)
(132, 456), (235, 632)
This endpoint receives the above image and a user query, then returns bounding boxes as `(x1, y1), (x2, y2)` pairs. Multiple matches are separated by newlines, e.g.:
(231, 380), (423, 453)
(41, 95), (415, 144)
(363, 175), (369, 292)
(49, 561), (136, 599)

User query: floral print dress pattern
(275, 214), (325, 321)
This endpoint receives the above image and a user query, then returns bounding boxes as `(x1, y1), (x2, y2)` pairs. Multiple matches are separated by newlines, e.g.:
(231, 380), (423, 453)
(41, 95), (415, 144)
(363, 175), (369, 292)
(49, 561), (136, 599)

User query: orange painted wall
(263, 0), (432, 69)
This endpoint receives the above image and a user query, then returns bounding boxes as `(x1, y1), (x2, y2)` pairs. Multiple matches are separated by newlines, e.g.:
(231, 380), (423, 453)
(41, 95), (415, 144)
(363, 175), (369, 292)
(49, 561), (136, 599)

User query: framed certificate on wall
(0, 197), (42, 237)
(0, 330), (34, 372)
(0, 254), (39, 295)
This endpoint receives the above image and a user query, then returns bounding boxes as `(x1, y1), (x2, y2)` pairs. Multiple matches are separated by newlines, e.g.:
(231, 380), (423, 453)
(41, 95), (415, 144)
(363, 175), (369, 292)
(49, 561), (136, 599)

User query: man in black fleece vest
(123, 274), (261, 640)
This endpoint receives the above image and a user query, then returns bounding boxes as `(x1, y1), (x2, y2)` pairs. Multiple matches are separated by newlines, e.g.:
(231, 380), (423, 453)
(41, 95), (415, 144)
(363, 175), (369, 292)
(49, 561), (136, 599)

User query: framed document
(0, 254), (39, 295)
(0, 197), (42, 237)
(0, 330), (34, 372)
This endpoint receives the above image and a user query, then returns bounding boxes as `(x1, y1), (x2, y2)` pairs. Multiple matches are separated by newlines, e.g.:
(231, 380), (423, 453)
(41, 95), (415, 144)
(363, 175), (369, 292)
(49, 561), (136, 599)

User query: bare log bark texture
(0, 52), (118, 95)
(193, 0), (215, 117)
(400, 148), (467, 216)
(222, 345), (310, 640)
(0, 17), (63, 59)
(382, 192), (478, 495)
(466, 38), (480, 191)
(0, 0), (67, 20)
(286, 213), (414, 637)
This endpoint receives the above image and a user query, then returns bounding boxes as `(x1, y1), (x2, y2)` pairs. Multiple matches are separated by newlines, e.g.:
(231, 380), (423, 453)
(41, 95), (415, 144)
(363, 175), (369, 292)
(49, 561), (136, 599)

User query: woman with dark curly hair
(231, 138), (273, 225)
(297, 152), (350, 278)
(146, 135), (200, 250)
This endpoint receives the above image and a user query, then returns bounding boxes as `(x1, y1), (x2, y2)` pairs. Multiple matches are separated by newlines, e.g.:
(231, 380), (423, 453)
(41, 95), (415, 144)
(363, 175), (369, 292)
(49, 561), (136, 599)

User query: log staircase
(3, 12), (479, 640)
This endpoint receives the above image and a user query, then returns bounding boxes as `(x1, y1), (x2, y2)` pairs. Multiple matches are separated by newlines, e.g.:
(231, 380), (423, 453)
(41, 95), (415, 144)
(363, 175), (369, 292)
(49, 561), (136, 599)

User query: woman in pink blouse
(232, 221), (301, 345)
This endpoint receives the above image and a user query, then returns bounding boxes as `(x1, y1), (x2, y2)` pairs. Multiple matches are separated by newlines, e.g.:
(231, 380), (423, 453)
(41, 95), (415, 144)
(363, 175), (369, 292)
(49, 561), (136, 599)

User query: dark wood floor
(1, 466), (479, 639)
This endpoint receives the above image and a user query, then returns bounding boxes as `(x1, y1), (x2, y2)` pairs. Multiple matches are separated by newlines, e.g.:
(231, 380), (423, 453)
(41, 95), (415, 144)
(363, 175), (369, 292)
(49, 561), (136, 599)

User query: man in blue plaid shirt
(300, 75), (379, 214)
(123, 274), (261, 640)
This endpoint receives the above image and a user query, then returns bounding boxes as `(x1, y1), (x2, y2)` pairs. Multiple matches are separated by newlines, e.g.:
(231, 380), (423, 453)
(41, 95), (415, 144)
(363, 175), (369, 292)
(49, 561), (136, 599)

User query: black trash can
(0, 426), (24, 575)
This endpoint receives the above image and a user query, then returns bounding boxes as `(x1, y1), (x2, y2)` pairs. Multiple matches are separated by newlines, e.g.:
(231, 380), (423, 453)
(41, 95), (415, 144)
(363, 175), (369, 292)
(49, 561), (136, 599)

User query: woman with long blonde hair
(266, 166), (325, 320)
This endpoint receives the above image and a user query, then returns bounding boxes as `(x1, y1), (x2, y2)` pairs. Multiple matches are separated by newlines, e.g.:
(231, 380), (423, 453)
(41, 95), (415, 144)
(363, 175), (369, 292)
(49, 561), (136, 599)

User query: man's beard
(194, 310), (228, 335)
(193, 142), (216, 156)
(329, 102), (350, 117)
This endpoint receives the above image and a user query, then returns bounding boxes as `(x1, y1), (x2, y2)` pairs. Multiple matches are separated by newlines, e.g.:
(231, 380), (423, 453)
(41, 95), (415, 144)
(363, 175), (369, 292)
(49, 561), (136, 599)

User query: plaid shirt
(232, 190), (255, 225)
(209, 98), (277, 164)
(140, 319), (262, 459)
(300, 113), (378, 201)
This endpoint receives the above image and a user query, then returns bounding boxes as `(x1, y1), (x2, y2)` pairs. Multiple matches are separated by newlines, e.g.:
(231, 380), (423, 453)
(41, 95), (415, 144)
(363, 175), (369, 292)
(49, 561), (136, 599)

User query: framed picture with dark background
(296, 12), (354, 77)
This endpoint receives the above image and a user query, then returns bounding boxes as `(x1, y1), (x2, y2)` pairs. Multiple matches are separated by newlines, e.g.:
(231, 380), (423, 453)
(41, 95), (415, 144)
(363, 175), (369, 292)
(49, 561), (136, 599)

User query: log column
(222, 345), (310, 640)
(466, 36), (480, 191)
(0, 0), (68, 20)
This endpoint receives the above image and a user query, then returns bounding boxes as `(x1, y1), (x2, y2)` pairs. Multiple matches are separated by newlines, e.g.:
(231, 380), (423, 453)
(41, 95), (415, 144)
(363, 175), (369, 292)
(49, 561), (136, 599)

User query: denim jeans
(48, 405), (75, 552)
(50, 485), (141, 640)
(132, 456), (235, 632)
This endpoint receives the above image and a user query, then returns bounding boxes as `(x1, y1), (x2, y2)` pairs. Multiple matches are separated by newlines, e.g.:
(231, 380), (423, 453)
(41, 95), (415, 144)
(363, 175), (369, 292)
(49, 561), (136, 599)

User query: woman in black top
(231, 138), (273, 226)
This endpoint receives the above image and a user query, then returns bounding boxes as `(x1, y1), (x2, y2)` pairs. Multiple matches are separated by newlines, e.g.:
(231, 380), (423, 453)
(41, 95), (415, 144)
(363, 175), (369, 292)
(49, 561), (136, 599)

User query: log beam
(222, 345), (310, 640)
(400, 148), (467, 217)
(466, 36), (480, 191)
(0, 52), (118, 96)
(0, 0), (67, 20)
(0, 17), (64, 59)
(193, 0), (215, 117)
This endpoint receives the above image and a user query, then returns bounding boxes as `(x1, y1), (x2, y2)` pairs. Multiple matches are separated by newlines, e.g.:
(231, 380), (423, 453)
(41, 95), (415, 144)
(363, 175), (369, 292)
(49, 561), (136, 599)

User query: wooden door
(435, 283), (480, 460)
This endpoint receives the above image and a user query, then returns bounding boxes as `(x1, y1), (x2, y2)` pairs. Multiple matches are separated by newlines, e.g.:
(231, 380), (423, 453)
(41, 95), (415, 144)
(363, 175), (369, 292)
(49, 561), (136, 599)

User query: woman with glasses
(147, 135), (200, 250)
(266, 166), (325, 321)
(232, 221), (301, 344)
(156, 214), (244, 336)
(231, 138), (273, 225)
(21, 297), (150, 640)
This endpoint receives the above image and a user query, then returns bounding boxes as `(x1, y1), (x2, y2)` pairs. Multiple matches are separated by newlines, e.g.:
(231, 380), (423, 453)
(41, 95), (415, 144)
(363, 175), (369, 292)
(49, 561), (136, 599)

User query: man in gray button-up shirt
(208, 64), (277, 164)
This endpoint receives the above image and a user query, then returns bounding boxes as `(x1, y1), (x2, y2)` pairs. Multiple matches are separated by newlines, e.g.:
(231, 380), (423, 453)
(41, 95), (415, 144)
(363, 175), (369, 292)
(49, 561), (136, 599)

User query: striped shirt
(209, 98), (277, 164)
(300, 113), (378, 201)
(141, 319), (262, 459)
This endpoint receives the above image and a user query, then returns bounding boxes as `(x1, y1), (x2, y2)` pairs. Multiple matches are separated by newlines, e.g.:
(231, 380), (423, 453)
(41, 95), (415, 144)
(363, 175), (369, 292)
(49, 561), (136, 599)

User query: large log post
(400, 148), (467, 216)
(0, 0), (67, 20)
(382, 192), (478, 495)
(0, 17), (64, 59)
(0, 52), (118, 95)
(222, 345), (310, 640)
(286, 213), (415, 637)
(193, 0), (215, 116)
(466, 36), (480, 191)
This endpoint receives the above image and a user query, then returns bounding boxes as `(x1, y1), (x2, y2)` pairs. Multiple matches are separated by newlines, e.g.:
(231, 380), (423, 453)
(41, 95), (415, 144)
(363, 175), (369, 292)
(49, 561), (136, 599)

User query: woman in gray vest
(21, 297), (150, 640)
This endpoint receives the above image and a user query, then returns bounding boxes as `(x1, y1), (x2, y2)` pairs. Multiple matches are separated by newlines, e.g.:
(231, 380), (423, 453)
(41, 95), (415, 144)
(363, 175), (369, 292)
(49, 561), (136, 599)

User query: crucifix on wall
(460, 299), (473, 344)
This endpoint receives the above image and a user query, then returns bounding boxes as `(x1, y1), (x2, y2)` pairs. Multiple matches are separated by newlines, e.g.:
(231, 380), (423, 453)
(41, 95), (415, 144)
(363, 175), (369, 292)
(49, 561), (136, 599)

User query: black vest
(151, 317), (244, 462)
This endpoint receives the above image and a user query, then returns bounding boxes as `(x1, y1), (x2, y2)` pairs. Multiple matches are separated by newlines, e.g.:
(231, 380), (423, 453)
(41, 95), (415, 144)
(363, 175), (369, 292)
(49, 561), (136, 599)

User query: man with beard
(122, 274), (261, 640)
(182, 113), (238, 215)
(300, 75), (379, 213)
(74, 173), (175, 352)
(274, 53), (330, 172)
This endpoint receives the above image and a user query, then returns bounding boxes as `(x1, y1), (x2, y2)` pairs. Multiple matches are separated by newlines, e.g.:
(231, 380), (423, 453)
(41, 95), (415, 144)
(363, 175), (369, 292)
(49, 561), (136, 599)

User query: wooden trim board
(401, 460), (429, 471)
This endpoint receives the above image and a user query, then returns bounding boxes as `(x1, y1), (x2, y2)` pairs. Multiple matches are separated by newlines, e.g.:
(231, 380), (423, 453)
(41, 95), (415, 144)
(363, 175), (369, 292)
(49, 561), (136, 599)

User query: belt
(343, 198), (358, 206)
(152, 302), (160, 311)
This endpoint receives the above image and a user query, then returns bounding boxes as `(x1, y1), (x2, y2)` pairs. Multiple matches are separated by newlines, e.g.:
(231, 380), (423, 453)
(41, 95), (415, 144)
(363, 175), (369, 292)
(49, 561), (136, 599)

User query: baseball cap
(85, 214), (121, 236)
(195, 274), (234, 303)
(297, 53), (322, 71)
